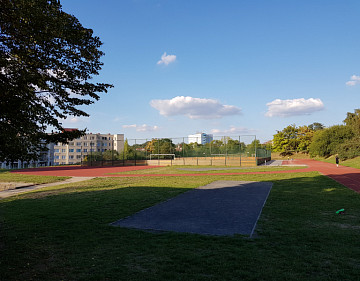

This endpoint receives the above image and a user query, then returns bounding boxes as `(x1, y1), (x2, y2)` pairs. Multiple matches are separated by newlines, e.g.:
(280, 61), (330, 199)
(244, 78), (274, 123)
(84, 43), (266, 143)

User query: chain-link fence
(82, 135), (271, 167)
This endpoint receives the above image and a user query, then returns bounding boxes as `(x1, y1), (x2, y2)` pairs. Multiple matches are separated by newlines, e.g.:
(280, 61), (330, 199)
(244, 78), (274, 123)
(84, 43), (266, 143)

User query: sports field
(1, 160), (360, 280)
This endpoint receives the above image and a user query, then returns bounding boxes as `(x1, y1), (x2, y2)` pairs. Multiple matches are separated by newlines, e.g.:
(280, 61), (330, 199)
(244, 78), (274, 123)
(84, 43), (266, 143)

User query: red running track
(12, 159), (360, 193)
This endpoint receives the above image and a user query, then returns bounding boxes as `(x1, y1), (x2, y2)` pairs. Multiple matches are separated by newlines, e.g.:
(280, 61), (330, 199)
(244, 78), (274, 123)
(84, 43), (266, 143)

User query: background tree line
(272, 109), (360, 160)
(84, 137), (269, 162)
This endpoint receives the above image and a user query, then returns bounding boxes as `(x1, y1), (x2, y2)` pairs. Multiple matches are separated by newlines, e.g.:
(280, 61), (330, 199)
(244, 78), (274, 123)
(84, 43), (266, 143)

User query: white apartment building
(188, 133), (213, 145)
(0, 142), (55, 169)
(54, 133), (124, 165)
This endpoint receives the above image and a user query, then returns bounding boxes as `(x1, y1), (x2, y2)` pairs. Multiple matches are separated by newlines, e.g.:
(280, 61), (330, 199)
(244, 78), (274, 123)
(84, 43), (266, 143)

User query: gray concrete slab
(259, 160), (283, 166)
(111, 181), (272, 237)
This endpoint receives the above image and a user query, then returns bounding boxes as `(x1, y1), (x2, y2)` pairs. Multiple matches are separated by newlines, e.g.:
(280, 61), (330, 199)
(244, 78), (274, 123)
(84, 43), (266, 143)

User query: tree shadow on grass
(1, 174), (360, 281)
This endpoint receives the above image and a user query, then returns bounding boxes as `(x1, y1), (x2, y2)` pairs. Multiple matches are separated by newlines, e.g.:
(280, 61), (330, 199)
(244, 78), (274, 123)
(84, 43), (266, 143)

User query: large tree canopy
(0, 0), (113, 162)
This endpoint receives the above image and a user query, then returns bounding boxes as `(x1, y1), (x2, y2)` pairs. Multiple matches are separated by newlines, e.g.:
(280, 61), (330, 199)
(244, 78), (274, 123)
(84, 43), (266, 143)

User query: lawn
(1, 171), (360, 280)
(0, 169), (69, 184)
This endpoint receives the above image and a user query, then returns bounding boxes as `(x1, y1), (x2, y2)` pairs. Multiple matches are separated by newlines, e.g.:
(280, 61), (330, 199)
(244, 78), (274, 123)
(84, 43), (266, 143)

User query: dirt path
(11, 160), (360, 193)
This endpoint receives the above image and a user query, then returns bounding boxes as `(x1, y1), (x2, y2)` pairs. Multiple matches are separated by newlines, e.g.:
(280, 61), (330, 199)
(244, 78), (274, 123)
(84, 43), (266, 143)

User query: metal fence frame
(82, 135), (271, 167)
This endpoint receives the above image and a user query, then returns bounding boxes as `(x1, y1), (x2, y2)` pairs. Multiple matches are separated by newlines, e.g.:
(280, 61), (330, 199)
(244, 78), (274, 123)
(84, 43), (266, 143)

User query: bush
(309, 125), (354, 158)
(337, 138), (360, 160)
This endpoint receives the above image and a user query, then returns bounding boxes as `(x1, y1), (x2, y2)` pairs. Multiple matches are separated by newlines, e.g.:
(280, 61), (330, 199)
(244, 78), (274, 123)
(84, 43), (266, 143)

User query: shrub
(337, 138), (360, 160)
(309, 125), (354, 158)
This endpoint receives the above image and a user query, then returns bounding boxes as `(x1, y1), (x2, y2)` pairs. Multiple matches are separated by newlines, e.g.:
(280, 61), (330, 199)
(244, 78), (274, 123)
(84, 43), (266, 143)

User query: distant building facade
(1, 131), (124, 168)
(0, 142), (55, 169)
(188, 133), (213, 145)
(54, 132), (124, 165)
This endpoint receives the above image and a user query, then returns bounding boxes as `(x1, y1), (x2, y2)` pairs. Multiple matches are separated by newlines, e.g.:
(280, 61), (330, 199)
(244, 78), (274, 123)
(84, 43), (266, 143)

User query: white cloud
(265, 98), (324, 117)
(150, 96), (242, 119)
(157, 52), (176, 66)
(211, 126), (256, 135)
(346, 75), (360, 86)
(122, 124), (159, 132)
(59, 116), (89, 125)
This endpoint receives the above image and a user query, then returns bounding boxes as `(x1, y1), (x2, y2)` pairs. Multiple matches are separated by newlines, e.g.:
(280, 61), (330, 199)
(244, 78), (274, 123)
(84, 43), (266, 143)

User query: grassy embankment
(314, 155), (360, 169)
(1, 168), (360, 280)
(0, 169), (69, 184)
(271, 152), (360, 169)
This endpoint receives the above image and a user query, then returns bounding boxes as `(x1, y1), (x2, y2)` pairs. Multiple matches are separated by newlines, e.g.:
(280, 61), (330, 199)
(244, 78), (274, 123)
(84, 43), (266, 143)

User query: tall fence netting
(83, 135), (271, 166)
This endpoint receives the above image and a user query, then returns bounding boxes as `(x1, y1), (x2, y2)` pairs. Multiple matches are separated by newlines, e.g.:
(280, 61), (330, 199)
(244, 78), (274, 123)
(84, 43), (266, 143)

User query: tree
(308, 122), (324, 131)
(272, 125), (299, 155)
(309, 125), (354, 157)
(344, 109), (360, 136)
(246, 139), (261, 155)
(0, 0), (113, 162)
(145, 139), (175, 155)
(102, 150), (119, 161)
(297, 125), (314, 152)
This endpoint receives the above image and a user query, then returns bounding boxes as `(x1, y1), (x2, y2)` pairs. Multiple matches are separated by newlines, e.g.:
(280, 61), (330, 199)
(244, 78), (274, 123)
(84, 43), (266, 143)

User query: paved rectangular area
(111, 181), (272, 237)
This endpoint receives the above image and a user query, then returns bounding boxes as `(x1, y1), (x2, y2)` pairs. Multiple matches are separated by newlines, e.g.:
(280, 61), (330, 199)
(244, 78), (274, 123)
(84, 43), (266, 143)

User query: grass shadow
(1, 173), (360, 280)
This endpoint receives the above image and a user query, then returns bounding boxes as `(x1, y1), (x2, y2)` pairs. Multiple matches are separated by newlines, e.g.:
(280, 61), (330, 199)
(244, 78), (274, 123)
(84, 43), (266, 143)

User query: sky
(59, 0), (360, 143)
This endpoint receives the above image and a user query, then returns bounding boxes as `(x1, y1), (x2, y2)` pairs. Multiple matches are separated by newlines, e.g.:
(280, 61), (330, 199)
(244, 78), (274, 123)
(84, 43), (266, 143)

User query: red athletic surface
(12, 159), (360, 193)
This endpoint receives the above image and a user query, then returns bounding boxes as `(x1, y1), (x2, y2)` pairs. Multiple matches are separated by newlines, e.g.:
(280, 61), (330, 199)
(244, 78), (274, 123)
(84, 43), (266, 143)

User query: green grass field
(0, 169), (69, 184)
(1, 169), (360, 280)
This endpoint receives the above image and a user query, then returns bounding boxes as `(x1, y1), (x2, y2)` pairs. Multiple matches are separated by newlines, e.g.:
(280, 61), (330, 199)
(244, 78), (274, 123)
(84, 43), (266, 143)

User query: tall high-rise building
(188, 133), (213, 145)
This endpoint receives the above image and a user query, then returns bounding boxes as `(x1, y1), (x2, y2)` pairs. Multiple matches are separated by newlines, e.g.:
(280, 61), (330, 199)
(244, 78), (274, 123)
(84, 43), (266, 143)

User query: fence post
(239, 136), (241, 167)
(134, 139), (137, 166)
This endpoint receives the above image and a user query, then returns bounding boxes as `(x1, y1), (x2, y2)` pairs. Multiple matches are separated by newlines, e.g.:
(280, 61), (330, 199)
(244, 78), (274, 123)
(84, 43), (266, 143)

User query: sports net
(82, 135), (271, 166)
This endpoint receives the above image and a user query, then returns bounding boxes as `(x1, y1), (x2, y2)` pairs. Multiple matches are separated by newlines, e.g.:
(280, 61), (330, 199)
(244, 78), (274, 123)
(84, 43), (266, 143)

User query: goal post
(149, 154), (176, 160)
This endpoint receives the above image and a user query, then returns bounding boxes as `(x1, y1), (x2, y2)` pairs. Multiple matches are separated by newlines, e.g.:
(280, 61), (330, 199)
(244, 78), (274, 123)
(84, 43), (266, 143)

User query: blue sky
(60, 0), (360, 142)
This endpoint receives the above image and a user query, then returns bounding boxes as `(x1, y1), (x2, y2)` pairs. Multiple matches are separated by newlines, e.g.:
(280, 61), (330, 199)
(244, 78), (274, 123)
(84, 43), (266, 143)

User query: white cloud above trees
(157, 52), (176, 66)
(265, 98), (324, 117)
(122, 124), (159, 132)
(211, 126), (256, 135)
(150, 96), (242, 119)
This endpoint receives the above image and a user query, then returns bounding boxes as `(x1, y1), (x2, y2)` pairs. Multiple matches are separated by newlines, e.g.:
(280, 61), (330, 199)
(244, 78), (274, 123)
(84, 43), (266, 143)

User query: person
(335, 155), (339, 167)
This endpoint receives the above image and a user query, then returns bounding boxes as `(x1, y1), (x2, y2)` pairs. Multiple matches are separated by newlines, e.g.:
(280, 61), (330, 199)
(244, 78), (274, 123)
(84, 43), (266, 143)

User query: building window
(62, 156), (66, 159)
(76, 142), (82, 146)
(76, 149), (81, 153)
(69, 155), (74, 159)
(83, 136), (87, 140)
(83, 149), (87, 152)
(55, 155), (59, 159)
(76, 155), (81, 159)
(61, 149), (66, 153)
(69, 149), (74, 152)
(55, 149), (59, 153)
